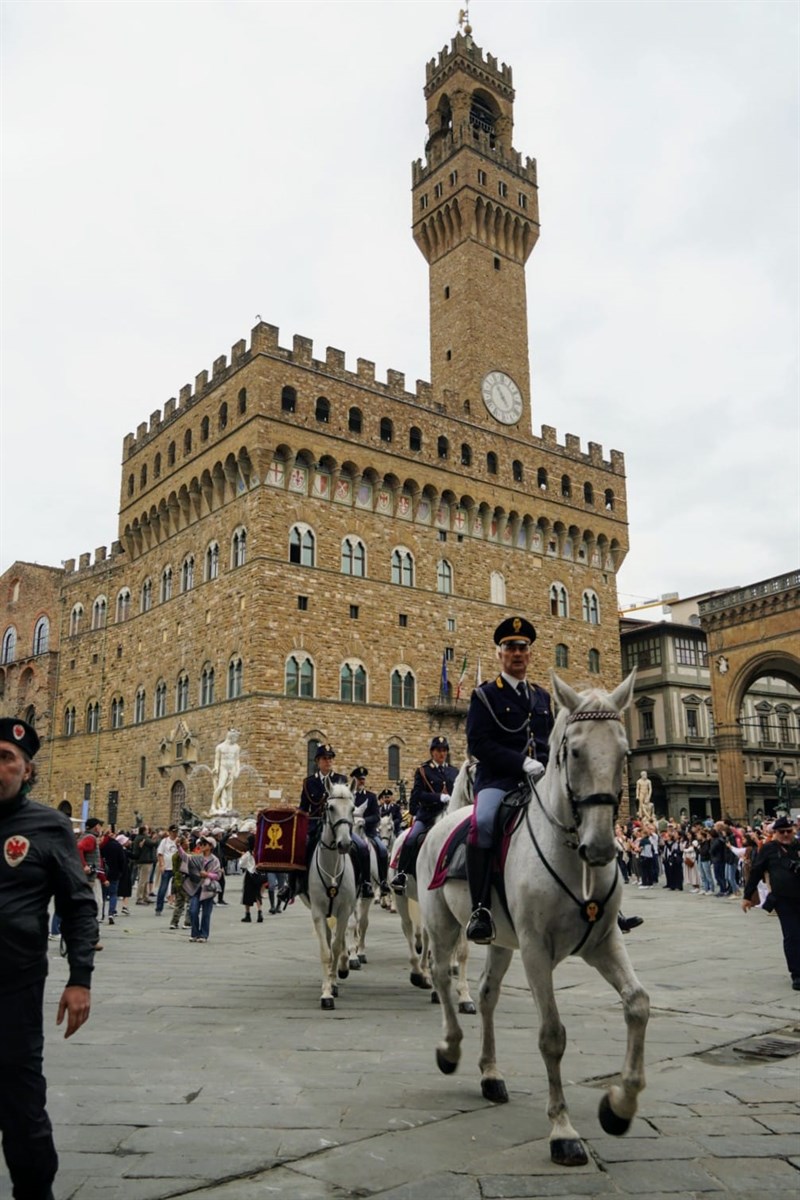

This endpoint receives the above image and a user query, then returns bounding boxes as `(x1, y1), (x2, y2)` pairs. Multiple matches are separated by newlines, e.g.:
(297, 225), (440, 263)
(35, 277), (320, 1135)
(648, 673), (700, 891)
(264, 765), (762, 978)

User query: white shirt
(157, 836), (177, 866)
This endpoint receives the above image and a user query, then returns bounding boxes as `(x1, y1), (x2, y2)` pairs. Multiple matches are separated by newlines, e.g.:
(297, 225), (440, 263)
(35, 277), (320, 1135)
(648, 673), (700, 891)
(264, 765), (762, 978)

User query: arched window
(218, 402), (228, 431)
(238, 387), (247, 414)
(588, 648), (601, 674)
(32, 616), (49, 655)
(140, 578), (152, 613)
(437, 435), (449, 460)
(111, 696), (124, 729)
(176, 672), (189, 713)
(583, 482), (594, 505)
(134, 687), (146, 724)
(69, 605), (83, 636)
(200, 416), (210, 442)
(23, 704), (36, 728)
(537, 467), (548, 490)
(140, 463), (147, 489)
(391, 548), (414, 587)
(184, 428), (192, 456)
(388, 744), (400, 780)
(160, 566), (173, 603)
(390, 668), (416, 708)
(340, 662), (367, 704)
(461, 443), (472, 467)
(63, 706), (76, 736)
(181, 556), (194, 593)
(549, 583), (569, 618)
(315, 396), (330, 423)
(289, 525), (315, 567)
(231, 528), (247, 568)
(349, 407), (363, 434)
(91, 597), (107, 630)
(115, 589), (131, 623)
(409, 426), (422, 452)
(1, 626), (16, 665)
(512, 459), (524, 483)
(167, 441), (176, 467)
(200, 664), (215, 706)
(490, 571), (506, 605)
(127, 474), (134, 497)
(487, 451), (498, 475)
(205, 542), (220, 581)
(87, 701), (100, 733)
(437, 559), (453, 595)
(341, 536), (366, 577)
(604, 488), (615, 511)
(379, 417), (393, 443)
(154, 680), (167, 719)
(281, 385), (296, 412)
(227, 657), (243, 699)
(154, 452), (161, 478)
(555, 643), (569, 669)
(561, 474), (571, 498)
(285, 653), (314, 698)
(582, 590), (600, 625)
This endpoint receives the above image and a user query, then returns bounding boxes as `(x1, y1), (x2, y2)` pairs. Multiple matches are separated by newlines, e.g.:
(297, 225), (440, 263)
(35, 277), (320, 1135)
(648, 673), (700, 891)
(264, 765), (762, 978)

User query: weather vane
(458, 3), (472, 36)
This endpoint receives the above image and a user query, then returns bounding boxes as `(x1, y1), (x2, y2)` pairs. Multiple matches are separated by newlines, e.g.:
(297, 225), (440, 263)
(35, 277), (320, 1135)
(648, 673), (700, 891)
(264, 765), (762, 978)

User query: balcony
(425, 695), (470, 716)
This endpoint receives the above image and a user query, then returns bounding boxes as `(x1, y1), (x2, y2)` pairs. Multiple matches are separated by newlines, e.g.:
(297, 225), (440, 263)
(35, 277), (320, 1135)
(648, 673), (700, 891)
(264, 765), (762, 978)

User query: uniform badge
(580, 899), (603, 924)
(4, 835), (30, 867)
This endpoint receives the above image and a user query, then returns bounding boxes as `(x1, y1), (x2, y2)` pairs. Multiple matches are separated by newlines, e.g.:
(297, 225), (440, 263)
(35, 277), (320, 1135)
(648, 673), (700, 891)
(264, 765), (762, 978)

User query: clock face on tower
(481, 371), (523, 425)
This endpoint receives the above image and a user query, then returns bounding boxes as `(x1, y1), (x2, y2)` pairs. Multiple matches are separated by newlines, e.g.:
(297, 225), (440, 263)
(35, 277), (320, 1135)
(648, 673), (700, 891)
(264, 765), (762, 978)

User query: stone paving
(3, 880), (799, 1200)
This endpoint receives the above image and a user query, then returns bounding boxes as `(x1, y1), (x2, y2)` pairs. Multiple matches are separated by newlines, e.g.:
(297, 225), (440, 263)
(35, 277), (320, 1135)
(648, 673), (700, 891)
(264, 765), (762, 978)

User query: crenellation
(164, 398), (176, 420)
(95, 546), (106, 563)
(326, 346), (346, 373)
(123, 433), (135, 458)
(386, 369), (405, 392)
(231, 338), (246, 363)
(251, 322), (280, 353)
(293, 334), (313, 365)
(63, 559), (75, 574)
(212, 356), (227, 379)
(195, 369), (208, 394)
(357, 358), (375, 383)
(136, 422), (147, 441)
(610, 449), (626, 476)
(588, 441), (603, 465)
(565, 434), (581, 455)
(417, 381), (432, 404)
(78, 553), (90, 570)
(149, 410), (161, 432)
(541, 425), (557, 446)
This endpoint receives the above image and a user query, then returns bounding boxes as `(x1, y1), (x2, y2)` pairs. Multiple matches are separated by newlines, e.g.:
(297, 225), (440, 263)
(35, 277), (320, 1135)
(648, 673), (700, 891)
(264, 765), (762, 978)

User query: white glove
(439, 794), (450, 805)
(523, 757), (545, 781)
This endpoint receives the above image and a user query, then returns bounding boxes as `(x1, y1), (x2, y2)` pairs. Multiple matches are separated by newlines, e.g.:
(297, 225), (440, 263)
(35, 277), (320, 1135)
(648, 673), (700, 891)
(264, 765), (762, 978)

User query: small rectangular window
(298, 595), (308, 611)
(445, 646), (454, 661)
(518, 192), (527, 209)
(494, 256), (501, 271)
(434, 182), (443, 198)
(447, 618), (455, 632)
(498, 181), (507, 198)
(446, 349), (452, 360)
(139, 756), (146, 788)
(420, 194), (428, 210)
(449, 170), (458, 186)
(399, 614), (408, 628)
(350, 605), (359, 619)
(438, 530), (447, 542)
(478, 169), (487, 186)
(444, 286), (450, 299)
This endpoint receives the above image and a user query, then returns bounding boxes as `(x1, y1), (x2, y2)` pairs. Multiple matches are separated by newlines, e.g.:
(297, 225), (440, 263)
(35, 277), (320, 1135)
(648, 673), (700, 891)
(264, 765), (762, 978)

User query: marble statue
(636, 770), (655, 824)
(210, 729), (241, 815)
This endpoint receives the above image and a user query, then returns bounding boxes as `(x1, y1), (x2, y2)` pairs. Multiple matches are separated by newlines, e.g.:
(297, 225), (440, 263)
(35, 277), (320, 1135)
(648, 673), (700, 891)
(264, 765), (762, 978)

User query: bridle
(318, 797), (354, 850)
(552, 708), (625, 831)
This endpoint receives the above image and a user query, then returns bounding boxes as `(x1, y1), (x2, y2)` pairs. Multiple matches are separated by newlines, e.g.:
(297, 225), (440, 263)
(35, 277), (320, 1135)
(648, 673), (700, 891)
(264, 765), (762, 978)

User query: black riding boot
(465, 844), (495, 944)
(617, 912), (643, 933)
(391, 839), (416, 895)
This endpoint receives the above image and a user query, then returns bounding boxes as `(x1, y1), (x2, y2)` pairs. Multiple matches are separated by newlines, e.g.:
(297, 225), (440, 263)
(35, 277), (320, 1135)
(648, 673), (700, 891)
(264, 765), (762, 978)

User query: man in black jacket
(0, 717), (99, 1200)
(743, 817), (800, 990)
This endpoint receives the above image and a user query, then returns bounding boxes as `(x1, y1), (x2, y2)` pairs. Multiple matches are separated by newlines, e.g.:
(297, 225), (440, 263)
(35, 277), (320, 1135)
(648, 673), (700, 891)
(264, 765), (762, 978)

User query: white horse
(301, 784), (359, 1010)
(416, 672), (649, 1167)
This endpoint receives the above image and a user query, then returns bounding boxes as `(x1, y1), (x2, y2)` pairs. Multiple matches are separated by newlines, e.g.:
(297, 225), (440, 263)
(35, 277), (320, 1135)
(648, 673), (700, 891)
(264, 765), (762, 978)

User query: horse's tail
(447, 759), (476, 811)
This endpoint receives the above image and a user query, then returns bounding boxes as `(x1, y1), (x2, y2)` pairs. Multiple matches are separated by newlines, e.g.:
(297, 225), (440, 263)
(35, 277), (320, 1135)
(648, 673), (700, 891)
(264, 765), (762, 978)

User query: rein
(316, 800), (354, 917)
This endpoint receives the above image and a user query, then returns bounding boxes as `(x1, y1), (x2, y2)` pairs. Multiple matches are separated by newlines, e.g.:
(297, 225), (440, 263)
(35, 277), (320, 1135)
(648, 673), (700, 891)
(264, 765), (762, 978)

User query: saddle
(429, 785), (528, 890)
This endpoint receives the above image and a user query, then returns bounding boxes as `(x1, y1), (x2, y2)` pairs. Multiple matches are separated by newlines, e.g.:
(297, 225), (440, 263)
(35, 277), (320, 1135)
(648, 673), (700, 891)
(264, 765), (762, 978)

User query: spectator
(168, 834), (191, 931)
(239, 834), (265, 923)
(100, 831), (127, 925)
(179, 835), (222, 943)
(131, 825), (158, 904)
(154, 824), (179, 916)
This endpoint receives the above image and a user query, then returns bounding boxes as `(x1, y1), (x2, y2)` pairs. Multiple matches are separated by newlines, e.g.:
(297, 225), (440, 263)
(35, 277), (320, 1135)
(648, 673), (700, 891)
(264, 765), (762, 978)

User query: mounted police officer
(378, 788), (403, 836)
(392, 735), (457, 894)
(465, 616), (643, 945)
(284, 743), (373, 901)
(351, 767), (391, 897)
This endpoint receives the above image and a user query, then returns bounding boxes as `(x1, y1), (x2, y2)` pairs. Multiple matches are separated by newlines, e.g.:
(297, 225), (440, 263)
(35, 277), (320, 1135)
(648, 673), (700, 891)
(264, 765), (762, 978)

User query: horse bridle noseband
(319, 800), (354, 850)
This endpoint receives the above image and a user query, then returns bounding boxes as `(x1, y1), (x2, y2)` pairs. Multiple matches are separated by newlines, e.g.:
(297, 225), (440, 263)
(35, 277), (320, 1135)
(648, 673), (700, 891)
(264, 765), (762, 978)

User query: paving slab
(1, 882), (799, 1200)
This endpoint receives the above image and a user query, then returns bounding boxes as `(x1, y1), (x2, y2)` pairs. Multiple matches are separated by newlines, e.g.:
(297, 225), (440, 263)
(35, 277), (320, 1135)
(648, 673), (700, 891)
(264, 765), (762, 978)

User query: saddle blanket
(255, 808), (308, 872)
(428, 810), (517, 890)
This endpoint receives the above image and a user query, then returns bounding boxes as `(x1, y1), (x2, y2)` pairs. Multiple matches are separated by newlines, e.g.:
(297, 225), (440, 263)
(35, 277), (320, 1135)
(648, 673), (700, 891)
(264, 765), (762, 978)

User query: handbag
(204, 878), (221, 894)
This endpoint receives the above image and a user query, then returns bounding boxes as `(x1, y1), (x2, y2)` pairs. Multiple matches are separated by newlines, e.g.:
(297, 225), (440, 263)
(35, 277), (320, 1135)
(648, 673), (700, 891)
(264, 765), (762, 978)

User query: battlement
(412, 130), (537, 185)
(534, 426), (626, 477)
(425, 33), (513, 91)
(62, 541), (124, 578)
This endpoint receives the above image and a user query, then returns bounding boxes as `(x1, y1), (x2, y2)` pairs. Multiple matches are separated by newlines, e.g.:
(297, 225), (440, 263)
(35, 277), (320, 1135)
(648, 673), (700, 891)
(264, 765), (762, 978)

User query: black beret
(494, 616), (536, 646)
(0, 718), (40, 759)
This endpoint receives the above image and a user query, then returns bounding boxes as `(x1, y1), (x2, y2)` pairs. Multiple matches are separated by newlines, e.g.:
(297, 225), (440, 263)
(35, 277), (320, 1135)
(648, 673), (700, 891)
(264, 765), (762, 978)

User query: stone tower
(412, 29), (539, 426)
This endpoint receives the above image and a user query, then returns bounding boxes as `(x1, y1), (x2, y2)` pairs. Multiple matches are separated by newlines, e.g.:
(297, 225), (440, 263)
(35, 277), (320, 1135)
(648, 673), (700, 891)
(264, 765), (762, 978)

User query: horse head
(324, 784), (355, 854)
(549, 670), (636, 867)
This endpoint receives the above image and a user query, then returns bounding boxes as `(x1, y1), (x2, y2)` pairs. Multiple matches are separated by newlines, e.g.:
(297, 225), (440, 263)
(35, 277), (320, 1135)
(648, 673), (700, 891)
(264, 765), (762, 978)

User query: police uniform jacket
(353, 789), (379, 836)
(467, 676), (554, 795)
(380, 802), (403, 835)
(0, 792), (99, 996)
(410, 760), (459, 826)
(299, 771), (348, 826)
(744, 838), (800, 904)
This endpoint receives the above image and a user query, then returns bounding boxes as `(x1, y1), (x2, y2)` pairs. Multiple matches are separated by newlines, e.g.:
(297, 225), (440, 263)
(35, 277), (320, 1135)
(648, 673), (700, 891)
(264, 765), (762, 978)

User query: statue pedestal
(202, 810), (242, 831)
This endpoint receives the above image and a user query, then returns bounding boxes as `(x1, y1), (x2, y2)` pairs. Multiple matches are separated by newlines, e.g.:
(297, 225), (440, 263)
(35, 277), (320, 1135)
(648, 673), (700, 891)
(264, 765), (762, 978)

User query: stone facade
(0, 30), (629, 828)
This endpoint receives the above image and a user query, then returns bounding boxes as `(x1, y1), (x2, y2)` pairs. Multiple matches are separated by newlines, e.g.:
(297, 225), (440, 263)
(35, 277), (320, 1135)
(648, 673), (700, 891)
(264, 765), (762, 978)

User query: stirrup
(466, 905), (495, 945)
(391, 872), (407, 895)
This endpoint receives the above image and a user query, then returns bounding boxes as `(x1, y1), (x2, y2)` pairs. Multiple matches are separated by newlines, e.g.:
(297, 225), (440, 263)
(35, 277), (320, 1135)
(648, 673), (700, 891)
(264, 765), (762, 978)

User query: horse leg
(518, 940), (587, 1166)
(333, 913), (352, 985)
(583, 934), (649, 1135)
(428, 907), (465, 1074)
(312, 915), (336, 1010)
(477, 943), (513, 1102)
(356, 893), (370, 964)
(454, 932), (476, 1015)
(397, 895), (430, 989)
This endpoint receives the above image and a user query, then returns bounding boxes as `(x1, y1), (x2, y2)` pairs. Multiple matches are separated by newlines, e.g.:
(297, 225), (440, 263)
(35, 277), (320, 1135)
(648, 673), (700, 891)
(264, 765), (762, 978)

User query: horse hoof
(598, 1094), (631, 1137)
(410, 971), (432, 990)
(458, 1000), (477, 1015)
(550, 1138), (588, 1167)
(436, 1049), (458, 1075)
(481, 1077), (509, 1103)
(358, 953), (367, 964)
(320, 997), (335, 1010)
(349, 957), (361, 970)
(431, 991), (440, 1005)
(337, 968), (349, 980)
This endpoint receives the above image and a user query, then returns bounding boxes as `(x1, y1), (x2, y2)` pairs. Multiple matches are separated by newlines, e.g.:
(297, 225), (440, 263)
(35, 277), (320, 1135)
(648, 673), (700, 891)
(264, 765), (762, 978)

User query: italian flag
(455, 654), (469, 699)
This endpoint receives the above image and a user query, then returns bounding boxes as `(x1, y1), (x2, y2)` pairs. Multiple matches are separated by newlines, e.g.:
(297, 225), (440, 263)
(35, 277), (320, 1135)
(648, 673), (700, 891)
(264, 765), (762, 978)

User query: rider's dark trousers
(0, 979), (59, 1199)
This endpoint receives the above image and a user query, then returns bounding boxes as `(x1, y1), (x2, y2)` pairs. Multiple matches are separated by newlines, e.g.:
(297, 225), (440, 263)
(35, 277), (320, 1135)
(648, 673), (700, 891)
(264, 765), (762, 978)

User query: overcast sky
(2, 0), (798, 608)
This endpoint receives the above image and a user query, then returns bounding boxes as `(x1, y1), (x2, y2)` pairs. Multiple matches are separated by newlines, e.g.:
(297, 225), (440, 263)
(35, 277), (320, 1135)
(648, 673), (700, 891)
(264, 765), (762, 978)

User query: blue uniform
(300, 770), (348, 843)
(466, 676), (554, 848)
(353, 788), (380, 835)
